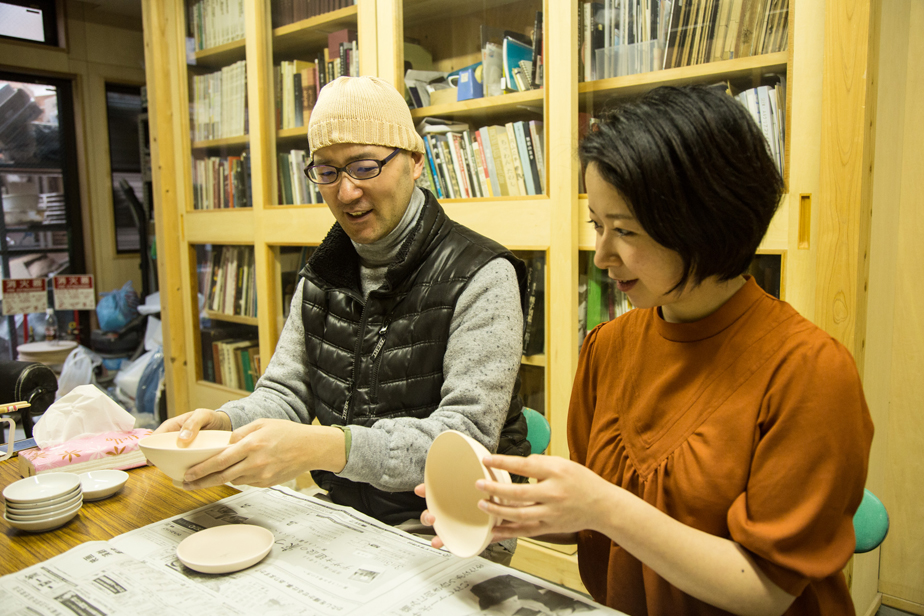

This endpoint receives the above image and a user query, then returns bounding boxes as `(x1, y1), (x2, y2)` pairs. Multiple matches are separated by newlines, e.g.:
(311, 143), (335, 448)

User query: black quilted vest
(299, 190), (530, 525)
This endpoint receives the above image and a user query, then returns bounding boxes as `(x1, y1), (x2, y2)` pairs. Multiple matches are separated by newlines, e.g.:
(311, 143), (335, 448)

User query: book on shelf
(18, 429), (153, 478)
(272, 0), (356, 29)
(217, 338), (259, 390)
(502, 37), (533, 93)
(422, 136), (444, 199)
(510, 121), (534, 195)
(503, 123), (528, 196)
(191, 61), (247, 141)
(530, 11), (543, 88)
(521, 256), (545, 357)
(203, 245), (257, 317)
(484, 126), (510, 197)
(574, 0), (788, 80)
(189, 0), (245, 51)
(475, 127), (501, 198)
(528, 121), (545, 191)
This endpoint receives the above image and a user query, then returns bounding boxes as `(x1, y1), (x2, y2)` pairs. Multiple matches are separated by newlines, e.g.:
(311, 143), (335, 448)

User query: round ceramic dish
(2, 473), (82, 504)
(176, 524), (275, 574)
(3, 500), (82, 532)
(2, 484), (81, 510)
(78, 470), (129, 501)
(424, 430), (512, 558)
(5, 491), (83, 518)
(139, 431), (232, 487)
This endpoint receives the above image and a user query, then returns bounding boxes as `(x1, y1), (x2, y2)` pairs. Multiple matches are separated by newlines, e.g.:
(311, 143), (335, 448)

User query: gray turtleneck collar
(352, 187), (425, 268)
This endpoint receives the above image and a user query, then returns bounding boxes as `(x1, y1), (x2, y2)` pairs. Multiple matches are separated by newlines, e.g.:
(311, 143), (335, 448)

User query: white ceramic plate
(3, 500), (82, 532)
(176, 524), (274, 574)
(2, 473), (82, 504)
(5, 491), (83, 518)
(2, 484), (81, 509)
(78, 470), (129, 501)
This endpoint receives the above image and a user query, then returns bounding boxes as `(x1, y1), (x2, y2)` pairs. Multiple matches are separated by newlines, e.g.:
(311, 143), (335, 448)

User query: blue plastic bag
(96, 281), (140, 332)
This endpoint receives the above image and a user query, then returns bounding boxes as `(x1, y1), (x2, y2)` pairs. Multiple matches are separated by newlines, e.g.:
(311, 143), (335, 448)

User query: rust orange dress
(568, 277), (874, 615)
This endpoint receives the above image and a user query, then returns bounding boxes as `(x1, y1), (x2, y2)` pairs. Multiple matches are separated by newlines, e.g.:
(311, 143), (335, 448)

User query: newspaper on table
(0, 485), (625, 615)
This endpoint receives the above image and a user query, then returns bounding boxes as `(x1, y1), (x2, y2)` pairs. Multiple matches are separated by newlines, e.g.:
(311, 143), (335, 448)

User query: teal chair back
(854, 489), (889, 553)
(522, 408), (551, 455)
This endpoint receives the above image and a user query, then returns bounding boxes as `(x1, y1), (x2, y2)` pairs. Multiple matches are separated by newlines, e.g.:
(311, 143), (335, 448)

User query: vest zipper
(370, 323), (388, 404)
(345, 297), (373, 424)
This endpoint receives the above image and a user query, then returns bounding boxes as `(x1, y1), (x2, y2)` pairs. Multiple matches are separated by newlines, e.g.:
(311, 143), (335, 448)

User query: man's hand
(153, 408), (232, 447)
(181, 420), (347, 490)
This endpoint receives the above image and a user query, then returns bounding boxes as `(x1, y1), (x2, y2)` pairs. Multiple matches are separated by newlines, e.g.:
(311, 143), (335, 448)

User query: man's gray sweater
(218, 188), (523, 493)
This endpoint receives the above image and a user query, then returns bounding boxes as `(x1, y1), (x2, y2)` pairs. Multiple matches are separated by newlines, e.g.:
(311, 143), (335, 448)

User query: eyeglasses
(304, 148), (402, 185)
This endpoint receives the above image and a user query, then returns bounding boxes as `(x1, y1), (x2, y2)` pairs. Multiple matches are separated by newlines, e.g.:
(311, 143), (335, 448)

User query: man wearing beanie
(155, 76), (530, 562)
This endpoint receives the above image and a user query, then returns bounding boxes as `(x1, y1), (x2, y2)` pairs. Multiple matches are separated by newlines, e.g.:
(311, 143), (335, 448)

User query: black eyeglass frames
(304, 148), (402, 185)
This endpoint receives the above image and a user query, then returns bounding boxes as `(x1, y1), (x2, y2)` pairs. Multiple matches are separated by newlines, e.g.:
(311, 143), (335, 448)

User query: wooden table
(0, 459), (238, 575)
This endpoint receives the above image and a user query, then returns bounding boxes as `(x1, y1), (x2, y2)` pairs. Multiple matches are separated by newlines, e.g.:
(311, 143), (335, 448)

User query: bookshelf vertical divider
(375, 0), (403, 87)
(546, 0), (580, 460)
(246, 0), (279, 354)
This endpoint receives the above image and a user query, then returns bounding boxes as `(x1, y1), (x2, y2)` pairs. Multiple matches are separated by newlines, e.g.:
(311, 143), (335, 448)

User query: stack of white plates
(16, 340), (78, 365)
(3, 472), (83, 532)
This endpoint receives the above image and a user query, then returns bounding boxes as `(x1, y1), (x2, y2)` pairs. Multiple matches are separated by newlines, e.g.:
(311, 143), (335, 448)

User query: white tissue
(33, 384), (136, 448)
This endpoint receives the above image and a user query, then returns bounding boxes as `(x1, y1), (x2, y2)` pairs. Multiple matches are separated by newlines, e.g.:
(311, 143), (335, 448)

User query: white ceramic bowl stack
(3, 472), (83, 532)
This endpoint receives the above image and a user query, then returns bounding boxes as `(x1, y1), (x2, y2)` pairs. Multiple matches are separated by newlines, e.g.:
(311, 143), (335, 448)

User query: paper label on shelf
(53, 275), (96, 310)
(1, 278), (47, 315)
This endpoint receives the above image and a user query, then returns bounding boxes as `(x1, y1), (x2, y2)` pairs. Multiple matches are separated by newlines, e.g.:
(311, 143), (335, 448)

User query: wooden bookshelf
(191, 39), (247, 68)
(143, 0), (882, 605)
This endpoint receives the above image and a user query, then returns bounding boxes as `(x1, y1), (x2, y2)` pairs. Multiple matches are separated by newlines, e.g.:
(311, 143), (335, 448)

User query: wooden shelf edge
(203, 310), (259, 326)
(192, 38), (247, 68)
(521, 354), (546, 367)
(191, 135), (249, 150)
(409, 88), (544, 121)
(579, 51), (789, 98)
(273, 5), (359, 39)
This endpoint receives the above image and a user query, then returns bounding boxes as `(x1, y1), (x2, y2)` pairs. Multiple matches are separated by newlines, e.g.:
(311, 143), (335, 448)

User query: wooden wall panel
(878, 0), (924, 607)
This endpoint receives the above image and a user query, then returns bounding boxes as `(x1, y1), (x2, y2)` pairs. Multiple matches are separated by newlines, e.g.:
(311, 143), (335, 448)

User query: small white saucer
(3, 473), (81, 504)
(3, 500), (82, 532)
(78, 470), (129, 501)
(176, 524), (274, 574)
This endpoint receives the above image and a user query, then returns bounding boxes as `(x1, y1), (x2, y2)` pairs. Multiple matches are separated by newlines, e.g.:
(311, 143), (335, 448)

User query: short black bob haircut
(579, 85), (785, 292)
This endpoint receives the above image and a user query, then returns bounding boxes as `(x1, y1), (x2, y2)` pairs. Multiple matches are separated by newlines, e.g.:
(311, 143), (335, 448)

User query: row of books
(210, 336), (261, 391)
(737, 81), (785, 174)
(578, 0), (789, 81)
(273, 29), (357, 130)
(278, 150), (323, 205)
(271, 0), (355, 29)
(274, 60), (318, 130)
(202, 245), (259, 318)
(190, 60), (248, 142)
(579, 253), (632, 348)
(188, 0), (245, 52)
(521, 255), (545, 357)
(315, 30), (359, 91)
(191, 151), (252, 210)
(416, 119), (545, 200)
(199, 323), (262, 391)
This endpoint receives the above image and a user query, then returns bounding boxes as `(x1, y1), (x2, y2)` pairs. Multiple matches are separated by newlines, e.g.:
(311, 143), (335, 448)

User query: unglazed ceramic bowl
(138, 431), (232, 487)
(424, 430), (512, 558)
(176, 524), (274, 574)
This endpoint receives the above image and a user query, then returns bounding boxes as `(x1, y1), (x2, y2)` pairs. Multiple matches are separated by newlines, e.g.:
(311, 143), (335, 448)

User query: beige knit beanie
(307, 76), (425, 158)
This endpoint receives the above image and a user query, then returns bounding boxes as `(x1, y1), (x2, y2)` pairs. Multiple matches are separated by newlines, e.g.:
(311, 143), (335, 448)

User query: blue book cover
(423, 135), (444, 199)
(502, 37), (533, 92)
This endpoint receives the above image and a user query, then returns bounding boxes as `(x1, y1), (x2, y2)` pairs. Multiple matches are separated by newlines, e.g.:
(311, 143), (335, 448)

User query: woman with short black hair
(419, 85), (873, 616)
